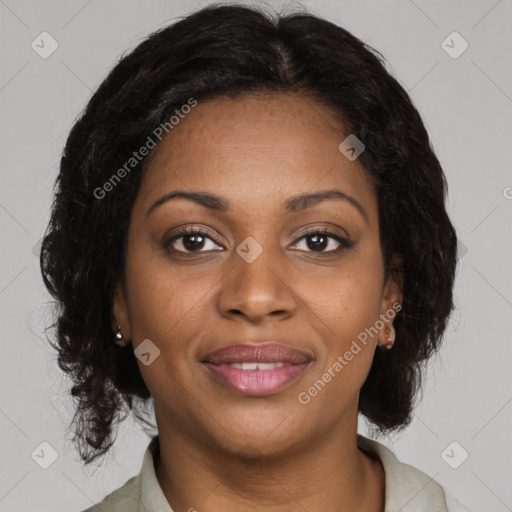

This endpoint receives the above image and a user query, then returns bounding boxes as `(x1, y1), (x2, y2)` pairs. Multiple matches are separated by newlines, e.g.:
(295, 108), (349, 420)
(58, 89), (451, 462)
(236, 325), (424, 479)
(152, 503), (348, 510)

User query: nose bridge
(218, 234), (296, 321)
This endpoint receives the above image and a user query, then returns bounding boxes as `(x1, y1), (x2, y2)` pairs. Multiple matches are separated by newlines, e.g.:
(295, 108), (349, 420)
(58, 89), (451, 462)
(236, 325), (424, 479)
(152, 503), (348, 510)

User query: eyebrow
(146, 189), (369, 225)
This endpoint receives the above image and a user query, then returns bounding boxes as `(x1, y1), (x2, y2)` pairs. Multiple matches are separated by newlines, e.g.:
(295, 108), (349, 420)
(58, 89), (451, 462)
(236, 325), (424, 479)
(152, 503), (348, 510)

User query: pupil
(184, 234), (205, 251)
(308, 234), (327, 251)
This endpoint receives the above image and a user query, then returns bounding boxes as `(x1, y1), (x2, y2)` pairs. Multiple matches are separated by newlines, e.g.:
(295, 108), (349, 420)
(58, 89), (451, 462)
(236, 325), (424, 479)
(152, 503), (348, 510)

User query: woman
(40, 4), (472, 511)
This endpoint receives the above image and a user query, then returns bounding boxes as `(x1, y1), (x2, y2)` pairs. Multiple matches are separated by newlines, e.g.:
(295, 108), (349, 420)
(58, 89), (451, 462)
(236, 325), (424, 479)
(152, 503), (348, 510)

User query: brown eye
(291, 229), (353, 253)
(164, 228), (223, 253)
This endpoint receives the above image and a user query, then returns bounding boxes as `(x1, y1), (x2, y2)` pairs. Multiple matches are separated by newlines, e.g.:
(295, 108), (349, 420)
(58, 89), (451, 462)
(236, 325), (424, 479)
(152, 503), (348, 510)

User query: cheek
(124, 256), (207, 411)
(304, 263), (383, 339)
(127, 269), (204, 346)
(123, 240), (190, 346)
(299, 294), (378, 414)
(298, 261), (383, 385)
(124, 241), (224, 382)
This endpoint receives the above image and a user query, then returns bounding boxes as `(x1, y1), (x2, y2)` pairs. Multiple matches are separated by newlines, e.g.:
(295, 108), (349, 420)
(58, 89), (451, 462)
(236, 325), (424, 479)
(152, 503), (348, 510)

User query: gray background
(1, 0), (511, 510)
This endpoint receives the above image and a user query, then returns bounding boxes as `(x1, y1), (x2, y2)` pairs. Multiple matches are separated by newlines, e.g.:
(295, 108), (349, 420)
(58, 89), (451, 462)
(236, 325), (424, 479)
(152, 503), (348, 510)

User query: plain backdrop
(0, 0), (511, 510)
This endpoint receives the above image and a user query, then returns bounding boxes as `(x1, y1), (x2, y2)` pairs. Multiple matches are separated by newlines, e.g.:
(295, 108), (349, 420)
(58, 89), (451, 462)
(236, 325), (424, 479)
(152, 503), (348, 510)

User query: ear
(377, 253), (403, 345)
(111, 280), (131, 341)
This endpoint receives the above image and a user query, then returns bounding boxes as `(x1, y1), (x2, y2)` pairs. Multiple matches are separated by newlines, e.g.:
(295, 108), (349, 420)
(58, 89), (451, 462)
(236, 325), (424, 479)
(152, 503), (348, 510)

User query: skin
(113, 92), (403, 512)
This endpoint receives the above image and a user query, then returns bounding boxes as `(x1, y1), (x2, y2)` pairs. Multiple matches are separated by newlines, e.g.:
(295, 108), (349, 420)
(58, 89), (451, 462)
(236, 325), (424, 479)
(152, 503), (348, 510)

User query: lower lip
(203, 362), (310, 396)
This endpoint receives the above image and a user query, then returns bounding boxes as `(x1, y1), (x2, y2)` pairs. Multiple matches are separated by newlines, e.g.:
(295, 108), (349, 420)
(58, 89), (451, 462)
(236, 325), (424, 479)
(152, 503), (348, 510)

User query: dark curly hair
(40, 3), (458, 465)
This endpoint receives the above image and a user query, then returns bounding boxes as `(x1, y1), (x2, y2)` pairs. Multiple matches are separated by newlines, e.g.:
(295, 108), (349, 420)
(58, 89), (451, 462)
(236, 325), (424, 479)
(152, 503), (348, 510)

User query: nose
(217, 242), (297, 324)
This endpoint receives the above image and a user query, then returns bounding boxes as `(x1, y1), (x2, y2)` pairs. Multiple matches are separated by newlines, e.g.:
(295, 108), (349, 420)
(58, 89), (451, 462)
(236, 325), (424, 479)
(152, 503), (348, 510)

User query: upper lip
(202, 342), (313, 364)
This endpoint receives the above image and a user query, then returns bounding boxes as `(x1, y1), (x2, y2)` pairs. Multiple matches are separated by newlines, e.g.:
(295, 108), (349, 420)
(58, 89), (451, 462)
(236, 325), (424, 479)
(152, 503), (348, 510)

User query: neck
(154, 418), (385, 512)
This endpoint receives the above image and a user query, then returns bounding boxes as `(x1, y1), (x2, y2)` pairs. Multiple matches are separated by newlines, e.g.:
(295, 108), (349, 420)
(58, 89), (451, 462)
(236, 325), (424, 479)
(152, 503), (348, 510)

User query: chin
(204, 409), (306, 460)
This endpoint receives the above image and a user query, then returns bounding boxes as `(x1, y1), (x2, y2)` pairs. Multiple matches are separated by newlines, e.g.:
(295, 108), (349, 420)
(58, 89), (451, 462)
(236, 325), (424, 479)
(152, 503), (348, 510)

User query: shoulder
(357, 434), (474, 512)
(78, 435), (163, 512)
(79, 474), (140, 512)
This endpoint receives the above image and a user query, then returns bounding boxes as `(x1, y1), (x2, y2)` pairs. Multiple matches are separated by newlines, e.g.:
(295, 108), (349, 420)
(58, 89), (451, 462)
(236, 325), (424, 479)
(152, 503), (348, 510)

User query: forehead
(136, 93), (377, 220)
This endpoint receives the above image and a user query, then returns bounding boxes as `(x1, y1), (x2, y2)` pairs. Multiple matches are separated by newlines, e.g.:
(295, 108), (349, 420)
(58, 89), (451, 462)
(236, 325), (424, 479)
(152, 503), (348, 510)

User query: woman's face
(113, 93), (402, 457)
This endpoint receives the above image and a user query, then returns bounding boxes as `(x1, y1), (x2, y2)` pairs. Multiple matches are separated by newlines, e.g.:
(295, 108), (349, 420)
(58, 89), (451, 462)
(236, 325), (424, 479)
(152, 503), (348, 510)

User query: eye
(290, 229), (353, 254)
(163, 227), (353, 255)
(163, 227), (223, 254)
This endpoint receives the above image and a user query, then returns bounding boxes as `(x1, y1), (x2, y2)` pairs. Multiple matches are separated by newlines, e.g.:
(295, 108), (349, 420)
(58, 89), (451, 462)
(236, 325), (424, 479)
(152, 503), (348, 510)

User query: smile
(203, 361), (310, 395)
(202, 342), (313, 396)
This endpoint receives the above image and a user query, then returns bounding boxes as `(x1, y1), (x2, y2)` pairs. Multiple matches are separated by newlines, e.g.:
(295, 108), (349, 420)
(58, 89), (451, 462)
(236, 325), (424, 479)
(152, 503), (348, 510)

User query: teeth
(229, 362), (285, 370)
(231, 362), (258, 370)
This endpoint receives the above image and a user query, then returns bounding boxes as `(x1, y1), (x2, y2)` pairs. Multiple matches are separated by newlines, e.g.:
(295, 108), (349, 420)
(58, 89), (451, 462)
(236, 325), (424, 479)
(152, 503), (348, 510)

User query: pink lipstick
(202, 343), (312, 396)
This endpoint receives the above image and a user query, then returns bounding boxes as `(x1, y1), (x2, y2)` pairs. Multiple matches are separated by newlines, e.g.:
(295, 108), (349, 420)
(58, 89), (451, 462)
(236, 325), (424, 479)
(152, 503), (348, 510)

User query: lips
(203, 343), (312, 365)
(202, 342), (313, 396)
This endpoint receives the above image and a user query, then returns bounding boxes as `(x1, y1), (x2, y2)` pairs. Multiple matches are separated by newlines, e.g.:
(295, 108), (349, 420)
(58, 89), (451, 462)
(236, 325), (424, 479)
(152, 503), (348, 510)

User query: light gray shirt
(80, 434), (473, 512)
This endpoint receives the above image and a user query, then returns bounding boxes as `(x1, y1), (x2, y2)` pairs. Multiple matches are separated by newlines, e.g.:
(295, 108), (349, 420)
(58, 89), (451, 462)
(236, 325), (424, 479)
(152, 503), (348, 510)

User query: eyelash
(163, 227), (354, 255)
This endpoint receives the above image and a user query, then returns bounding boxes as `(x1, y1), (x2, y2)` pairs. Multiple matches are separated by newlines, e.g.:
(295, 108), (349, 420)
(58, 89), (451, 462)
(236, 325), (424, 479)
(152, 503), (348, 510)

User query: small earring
(115, 325), (129, 347)
(378, 325), (395, 350)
